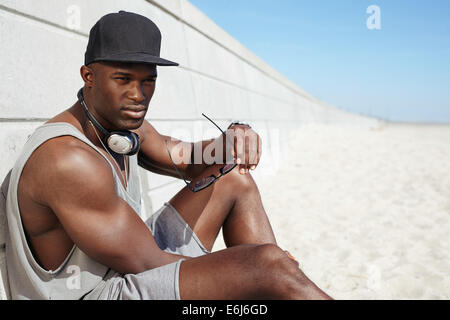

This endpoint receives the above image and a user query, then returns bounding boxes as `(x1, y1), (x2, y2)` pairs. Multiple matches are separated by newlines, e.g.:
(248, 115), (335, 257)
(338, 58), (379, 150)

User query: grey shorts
(87, 202), (210, 300)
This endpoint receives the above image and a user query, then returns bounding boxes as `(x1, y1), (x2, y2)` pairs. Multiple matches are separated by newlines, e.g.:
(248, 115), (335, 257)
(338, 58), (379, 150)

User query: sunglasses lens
(194, 176), (216, 189)
(222, 163), (236, 174)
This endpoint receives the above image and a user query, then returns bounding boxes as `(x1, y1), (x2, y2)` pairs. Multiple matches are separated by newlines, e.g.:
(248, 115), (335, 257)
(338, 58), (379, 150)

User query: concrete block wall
(0, 0), (379, 299)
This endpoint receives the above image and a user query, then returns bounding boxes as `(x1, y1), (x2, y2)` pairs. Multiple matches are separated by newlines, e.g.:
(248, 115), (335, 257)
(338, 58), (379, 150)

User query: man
(4, 11), (331, 299)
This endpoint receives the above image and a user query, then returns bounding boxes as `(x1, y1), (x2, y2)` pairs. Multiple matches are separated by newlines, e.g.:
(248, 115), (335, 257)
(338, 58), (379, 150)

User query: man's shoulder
(18, 132), (114, 211)
(37, 133), (96, 160)
(27, 134), (110, 183)
(136, 119), (160, 143)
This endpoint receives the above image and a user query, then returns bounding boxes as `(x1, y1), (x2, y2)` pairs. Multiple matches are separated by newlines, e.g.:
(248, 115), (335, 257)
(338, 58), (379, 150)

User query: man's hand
(224, 124), (262, 174)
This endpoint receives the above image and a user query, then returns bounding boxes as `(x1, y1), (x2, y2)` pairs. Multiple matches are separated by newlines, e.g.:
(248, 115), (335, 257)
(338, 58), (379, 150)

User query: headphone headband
(76, 88), (140, 156)
(77, 88), (110, 137)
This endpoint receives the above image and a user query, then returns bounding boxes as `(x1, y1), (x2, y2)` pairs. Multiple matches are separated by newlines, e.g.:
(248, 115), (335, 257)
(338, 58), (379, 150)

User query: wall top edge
(0, 0), (318, 103)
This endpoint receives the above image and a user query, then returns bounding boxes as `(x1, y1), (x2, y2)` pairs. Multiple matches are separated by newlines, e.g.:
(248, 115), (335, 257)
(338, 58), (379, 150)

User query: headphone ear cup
(106, 131), (140, 155)
(127, 132), (140, 156)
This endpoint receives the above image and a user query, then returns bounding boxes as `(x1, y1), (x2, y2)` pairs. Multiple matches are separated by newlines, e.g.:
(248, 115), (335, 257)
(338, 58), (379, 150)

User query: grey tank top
(5, 122), (142, 299)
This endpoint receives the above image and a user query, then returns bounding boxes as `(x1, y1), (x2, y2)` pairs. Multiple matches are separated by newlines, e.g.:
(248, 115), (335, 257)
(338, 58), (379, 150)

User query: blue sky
(189, 0), (450, 123)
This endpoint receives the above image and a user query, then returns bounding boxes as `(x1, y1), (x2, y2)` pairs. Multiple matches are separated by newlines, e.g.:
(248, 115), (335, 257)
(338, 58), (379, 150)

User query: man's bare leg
(180, 244), (331, 299)
(168, 165), (332, 299)
(169, 164), (276, 251)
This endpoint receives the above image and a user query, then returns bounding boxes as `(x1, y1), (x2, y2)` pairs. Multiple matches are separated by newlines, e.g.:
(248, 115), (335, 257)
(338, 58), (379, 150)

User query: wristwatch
(227, 121), (251, 129)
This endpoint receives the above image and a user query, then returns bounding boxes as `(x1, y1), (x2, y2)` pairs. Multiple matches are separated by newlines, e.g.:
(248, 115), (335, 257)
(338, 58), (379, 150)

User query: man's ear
(80, 65), (94, 88)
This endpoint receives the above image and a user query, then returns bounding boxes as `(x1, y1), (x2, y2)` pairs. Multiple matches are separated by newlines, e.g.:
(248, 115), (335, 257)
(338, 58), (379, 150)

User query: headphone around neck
(77, 88), (140, 156)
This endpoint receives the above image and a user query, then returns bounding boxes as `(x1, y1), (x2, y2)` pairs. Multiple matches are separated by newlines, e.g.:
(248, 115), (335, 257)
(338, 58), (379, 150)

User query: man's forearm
(184, 139), (217, 180)
(139, 135), (226, 181)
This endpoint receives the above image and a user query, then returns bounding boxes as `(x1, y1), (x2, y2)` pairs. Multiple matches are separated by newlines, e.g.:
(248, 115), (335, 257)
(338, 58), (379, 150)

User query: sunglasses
(165, 113), (237, 192)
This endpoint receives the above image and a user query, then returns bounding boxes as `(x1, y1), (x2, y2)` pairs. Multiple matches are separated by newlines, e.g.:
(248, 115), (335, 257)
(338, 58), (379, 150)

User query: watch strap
(227, 121), (251, 129)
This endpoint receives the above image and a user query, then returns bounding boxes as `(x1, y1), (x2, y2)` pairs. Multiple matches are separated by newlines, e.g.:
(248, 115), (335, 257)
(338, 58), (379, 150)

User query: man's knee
(254, 244), (301, 271)
(218, 165), (255, 191)
(249, 244), (307, 298)
(251, 243), (285, 266)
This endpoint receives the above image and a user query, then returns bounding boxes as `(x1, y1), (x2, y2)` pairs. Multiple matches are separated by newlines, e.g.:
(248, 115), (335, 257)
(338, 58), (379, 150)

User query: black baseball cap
(85, 10), (178, 67)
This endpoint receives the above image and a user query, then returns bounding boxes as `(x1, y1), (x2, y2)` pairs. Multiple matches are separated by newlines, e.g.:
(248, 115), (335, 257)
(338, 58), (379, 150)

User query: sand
(213, 122), (450, 299)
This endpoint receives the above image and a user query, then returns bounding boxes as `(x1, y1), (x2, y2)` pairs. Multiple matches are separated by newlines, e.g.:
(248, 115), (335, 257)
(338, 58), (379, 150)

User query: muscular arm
(137, 119), (262, 180)
(36, 138), (186, 274)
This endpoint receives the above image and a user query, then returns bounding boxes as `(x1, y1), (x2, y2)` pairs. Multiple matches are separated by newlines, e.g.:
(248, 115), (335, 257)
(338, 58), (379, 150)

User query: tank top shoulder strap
(30, 122), (114, 168)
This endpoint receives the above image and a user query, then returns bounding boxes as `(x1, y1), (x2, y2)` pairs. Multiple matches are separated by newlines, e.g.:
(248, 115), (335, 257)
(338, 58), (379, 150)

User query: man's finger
(236, 157), (246, 174)
(244, 134), (250, 167)
(234, 130), (245, 169)
(256, 135), (262, 167)
(248, 132), (259, 168)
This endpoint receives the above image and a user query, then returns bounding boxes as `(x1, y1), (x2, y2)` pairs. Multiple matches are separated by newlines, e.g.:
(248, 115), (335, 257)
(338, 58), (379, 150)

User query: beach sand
(213, 122), (450, 299)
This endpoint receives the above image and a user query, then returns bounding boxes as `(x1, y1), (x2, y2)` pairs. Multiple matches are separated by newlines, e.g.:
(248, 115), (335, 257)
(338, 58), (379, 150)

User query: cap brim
(88, 52), (179, 66)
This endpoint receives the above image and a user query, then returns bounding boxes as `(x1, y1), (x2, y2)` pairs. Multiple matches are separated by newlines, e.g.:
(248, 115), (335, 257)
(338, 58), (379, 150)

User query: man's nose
(128, 81), (146, 103)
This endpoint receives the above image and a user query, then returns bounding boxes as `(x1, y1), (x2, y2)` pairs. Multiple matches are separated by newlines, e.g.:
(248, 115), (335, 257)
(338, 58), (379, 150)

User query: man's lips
(121, 105), (147, 119)
(123, 105), (147, 112)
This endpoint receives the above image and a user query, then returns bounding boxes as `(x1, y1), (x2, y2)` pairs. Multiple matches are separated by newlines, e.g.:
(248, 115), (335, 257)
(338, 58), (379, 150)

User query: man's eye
(115, 77), (130, 81)
(144, 78), (156, 84)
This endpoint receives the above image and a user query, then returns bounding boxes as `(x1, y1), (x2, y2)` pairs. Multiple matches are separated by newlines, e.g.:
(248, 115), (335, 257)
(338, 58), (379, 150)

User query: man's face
(85, 61), (157, 131)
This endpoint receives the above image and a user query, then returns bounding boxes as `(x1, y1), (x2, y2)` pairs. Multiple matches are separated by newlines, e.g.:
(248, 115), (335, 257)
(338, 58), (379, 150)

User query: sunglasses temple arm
(201, 113), (235, 160)
(202, 113), (225, 134)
